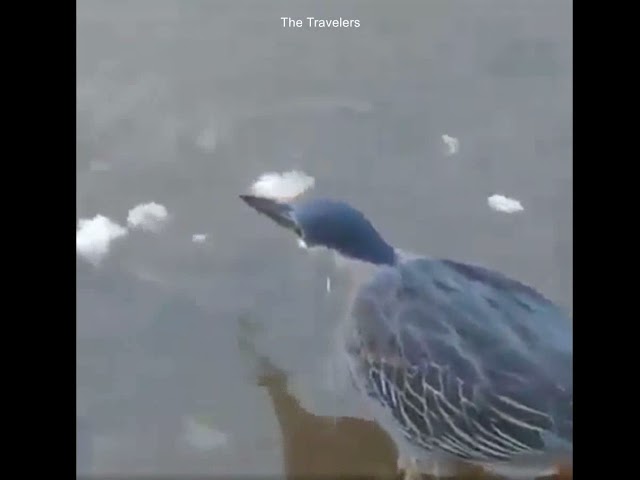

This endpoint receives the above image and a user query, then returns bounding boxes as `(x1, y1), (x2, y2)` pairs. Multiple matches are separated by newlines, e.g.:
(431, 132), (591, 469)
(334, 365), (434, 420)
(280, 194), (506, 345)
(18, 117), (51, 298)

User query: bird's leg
(398, 455), (422, 480)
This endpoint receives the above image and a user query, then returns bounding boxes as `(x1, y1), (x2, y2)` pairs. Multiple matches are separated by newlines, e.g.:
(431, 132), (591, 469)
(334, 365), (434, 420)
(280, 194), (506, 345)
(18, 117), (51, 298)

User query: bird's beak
(239, 194), (300, 233)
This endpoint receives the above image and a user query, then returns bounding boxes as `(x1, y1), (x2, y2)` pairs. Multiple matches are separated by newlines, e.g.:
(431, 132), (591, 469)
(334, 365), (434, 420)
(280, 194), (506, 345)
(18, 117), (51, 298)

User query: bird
(239, 192), (572, 479)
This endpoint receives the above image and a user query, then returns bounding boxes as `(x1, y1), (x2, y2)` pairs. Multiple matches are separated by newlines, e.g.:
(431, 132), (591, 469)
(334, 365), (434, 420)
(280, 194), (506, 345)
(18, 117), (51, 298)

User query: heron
(240, 193), (572, 479)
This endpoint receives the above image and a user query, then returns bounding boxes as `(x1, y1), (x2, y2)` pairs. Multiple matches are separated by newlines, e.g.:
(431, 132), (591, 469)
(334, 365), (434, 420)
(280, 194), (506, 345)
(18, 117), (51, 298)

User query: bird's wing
(347, 257), (572, 462)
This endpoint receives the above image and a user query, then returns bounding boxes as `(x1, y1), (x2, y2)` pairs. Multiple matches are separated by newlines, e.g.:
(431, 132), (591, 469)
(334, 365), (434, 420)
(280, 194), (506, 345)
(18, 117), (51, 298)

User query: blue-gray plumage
(240, 193), (572, 479)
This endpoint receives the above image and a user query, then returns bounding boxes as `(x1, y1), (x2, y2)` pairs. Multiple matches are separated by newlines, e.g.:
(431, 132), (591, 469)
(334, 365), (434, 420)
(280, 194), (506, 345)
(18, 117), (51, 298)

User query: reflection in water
(253, 354), (572, 480)
(255, 354), (399, 479)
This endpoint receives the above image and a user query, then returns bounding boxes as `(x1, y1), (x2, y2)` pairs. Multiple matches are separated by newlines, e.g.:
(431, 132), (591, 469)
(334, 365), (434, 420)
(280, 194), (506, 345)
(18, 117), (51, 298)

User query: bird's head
(240, 195), (397, 266)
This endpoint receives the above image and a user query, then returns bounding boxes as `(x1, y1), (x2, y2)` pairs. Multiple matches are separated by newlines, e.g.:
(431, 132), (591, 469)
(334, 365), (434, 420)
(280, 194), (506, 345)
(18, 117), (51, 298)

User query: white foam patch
(488, 194), (524, 213)
(442, 134), (459, 156)
(181, 416), (228, 452)
(250, 170), (315, 201)
(192, 233), (207, 243)
(127, 202), (169, 232)
(76, 215), (128, 266)
(326, 276), (331, 293)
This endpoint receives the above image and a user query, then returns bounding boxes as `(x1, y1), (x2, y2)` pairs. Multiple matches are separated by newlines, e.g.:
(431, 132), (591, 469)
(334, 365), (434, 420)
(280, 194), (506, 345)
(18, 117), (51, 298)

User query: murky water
(76, 0), (572, 476)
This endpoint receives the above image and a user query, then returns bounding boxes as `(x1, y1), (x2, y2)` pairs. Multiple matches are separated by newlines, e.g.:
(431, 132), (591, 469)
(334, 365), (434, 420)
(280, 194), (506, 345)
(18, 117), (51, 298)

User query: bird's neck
(341, 239), (397, 266)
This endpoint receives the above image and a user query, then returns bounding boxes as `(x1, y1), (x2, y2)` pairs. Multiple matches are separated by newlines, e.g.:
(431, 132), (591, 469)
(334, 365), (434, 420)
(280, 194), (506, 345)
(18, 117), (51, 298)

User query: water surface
(76, 1), (572, 476)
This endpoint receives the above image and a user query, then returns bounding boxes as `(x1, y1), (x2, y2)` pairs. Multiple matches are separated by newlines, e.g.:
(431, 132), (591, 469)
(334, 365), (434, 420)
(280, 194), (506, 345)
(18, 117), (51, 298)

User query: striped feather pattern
(346, 257), (572, 464)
